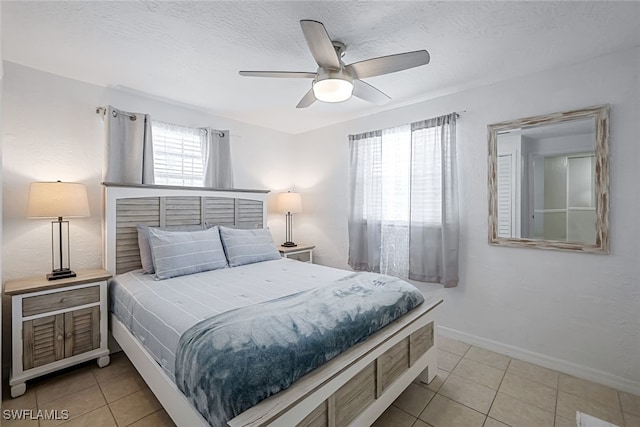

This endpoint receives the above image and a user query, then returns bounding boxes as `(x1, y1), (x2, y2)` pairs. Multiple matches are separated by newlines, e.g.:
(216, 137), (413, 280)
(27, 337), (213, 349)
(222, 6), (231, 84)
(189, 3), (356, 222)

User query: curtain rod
(96, 106), (225, 137)
(96, 107), (137, 121)
(455, 110), (467, 118)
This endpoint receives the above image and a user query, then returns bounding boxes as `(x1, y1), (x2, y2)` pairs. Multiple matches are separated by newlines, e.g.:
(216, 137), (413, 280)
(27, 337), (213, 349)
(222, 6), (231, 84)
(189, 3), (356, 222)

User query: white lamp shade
(313, 78), (353, 103)
(277, 192), (302, 214)
(27, 182), (90, 218)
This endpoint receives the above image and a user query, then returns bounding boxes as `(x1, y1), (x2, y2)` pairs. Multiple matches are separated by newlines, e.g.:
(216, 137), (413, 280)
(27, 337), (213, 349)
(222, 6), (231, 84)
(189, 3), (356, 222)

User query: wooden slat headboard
(103, 183), (269, 275)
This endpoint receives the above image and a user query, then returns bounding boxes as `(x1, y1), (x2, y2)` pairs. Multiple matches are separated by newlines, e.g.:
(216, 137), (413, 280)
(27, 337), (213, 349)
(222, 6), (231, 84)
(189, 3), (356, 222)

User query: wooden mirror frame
(488, 105), (610, 253)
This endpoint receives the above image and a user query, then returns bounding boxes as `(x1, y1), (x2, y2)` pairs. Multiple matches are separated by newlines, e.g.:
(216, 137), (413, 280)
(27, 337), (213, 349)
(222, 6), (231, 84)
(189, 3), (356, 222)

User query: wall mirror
(488, 105), (609, 253)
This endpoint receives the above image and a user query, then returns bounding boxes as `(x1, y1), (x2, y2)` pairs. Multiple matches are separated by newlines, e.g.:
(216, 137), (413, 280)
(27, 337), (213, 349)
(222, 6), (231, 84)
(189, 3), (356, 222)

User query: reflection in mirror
(488, 106), (609, 253)
(497, 118), (596, 242)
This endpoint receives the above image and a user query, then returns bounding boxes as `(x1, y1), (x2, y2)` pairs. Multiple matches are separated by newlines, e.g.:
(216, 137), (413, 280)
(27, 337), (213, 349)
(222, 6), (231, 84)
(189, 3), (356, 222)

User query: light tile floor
(374, 336), (640, 427)
(2, 336), (639, 427)
(1, 352), (174, 427)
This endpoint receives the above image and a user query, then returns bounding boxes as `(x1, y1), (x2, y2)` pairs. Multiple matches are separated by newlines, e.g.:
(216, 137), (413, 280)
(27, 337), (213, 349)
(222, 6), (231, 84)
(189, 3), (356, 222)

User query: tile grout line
(491, 376), (557, 424)
(553, 368), (560, 427)
(498, 371), (560, 416)
(553, 375), (560, 426)
(485, 358), (511, 425)
(432, 392), (488, 423)
(391, 384), (437, 422)
(94, 368), (121, 427)
(505, 368), (557, 390)
(35, 384), (41, 427)
(97, 373), (145, 406)
(35, 369), (98, 409)
(389, 403), (419, 425)
(615, 391), (627, 427)
(439, 348), (464, 372)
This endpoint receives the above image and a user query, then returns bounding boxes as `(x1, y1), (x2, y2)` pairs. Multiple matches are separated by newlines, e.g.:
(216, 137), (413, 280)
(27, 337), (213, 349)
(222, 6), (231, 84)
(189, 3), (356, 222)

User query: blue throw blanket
(175, 272), (424, 427)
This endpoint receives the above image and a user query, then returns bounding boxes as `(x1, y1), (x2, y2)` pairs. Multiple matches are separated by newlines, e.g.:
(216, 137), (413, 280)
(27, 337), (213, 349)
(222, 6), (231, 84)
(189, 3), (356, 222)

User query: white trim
(438, 326), (640, 396)
(10, 349), (109, 386)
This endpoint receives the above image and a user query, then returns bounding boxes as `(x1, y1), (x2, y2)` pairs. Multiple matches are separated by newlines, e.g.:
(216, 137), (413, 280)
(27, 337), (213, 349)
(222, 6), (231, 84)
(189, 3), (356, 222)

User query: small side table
(278, 245), (315, 263)
(4, 269), (112, 397)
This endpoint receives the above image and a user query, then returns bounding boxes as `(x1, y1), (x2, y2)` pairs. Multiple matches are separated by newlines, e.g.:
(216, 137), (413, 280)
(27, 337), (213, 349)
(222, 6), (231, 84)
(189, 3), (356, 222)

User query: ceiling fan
(239, 20), (430, 108)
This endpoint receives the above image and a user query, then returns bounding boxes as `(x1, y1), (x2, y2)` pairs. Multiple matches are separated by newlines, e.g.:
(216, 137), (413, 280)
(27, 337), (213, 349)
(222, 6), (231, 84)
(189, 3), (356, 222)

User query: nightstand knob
(65, 332), (72, 339)
(60, 298), (68, 303)
(57, 335), (63, 341)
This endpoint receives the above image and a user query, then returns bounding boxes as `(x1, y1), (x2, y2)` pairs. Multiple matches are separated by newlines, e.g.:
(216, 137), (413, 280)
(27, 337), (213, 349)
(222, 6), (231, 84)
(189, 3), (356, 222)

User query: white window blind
(411, 126), (442, 225)
(152, 121), (206, 186)
(360, 125), (442, 225)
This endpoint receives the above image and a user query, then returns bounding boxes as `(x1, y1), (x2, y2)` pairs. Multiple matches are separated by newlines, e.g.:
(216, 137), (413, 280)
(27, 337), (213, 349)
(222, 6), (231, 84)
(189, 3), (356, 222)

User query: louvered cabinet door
(64, 307), (100, 357)
(23, 314), (65, 370)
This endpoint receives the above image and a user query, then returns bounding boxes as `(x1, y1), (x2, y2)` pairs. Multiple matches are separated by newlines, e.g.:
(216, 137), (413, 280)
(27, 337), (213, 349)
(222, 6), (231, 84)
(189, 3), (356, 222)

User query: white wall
(292, 48), (640, 392)
(1, 62), (296, 280)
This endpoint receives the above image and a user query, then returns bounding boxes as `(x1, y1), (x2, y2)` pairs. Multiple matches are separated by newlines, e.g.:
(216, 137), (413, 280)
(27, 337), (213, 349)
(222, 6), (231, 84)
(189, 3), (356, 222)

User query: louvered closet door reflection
(23, 314), (64, 369)
(497, 154), (514, 238)
(64, 307), (100, 357)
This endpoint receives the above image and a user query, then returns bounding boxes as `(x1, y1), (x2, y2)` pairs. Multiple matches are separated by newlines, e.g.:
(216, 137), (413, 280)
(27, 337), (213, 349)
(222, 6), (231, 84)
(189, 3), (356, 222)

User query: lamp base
(47, 269), (77, 281)
(282, 241), (297, 247)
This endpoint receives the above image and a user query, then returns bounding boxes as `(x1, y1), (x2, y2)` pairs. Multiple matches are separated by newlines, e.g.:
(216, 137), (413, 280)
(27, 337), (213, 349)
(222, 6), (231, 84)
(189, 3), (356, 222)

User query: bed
(103, 182), (442, 427)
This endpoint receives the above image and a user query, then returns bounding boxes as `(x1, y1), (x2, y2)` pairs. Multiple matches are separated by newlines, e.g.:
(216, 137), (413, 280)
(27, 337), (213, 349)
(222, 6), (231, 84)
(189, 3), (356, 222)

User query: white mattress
(110, 258), (352, 380)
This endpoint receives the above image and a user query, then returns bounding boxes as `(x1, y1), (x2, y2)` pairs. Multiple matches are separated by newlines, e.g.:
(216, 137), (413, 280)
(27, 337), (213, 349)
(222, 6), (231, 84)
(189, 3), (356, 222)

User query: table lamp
(277, 191), (302, 247)
(27, 181), (90, 280)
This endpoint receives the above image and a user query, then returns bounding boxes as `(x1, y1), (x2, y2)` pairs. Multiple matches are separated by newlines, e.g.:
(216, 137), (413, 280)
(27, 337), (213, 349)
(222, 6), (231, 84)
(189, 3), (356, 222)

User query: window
(348, 113), (458, 285)
(152, 121), (206, 186)
(357, 124), (442, 226)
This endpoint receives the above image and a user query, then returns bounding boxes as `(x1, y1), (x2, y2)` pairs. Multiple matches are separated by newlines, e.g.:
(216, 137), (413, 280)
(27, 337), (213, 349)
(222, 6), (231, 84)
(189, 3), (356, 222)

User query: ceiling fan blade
(239, 71), (317, 78)
(300, 20), (341, 69)
(296, 88), (317, 108)
(352, 79), (391, 105)
(346, 50), (430, 79)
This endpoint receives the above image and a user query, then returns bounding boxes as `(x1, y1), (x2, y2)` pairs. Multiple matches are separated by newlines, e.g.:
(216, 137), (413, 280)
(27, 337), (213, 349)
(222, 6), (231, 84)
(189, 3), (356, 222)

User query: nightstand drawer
(288, 251), (312, 262)
(23, 286), (100, 317)
(278, 245), (315, 264)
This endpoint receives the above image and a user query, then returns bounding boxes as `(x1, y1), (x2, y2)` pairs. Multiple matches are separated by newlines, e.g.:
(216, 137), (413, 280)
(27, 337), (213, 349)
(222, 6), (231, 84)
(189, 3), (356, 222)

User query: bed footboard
(229, 299), (441, 427)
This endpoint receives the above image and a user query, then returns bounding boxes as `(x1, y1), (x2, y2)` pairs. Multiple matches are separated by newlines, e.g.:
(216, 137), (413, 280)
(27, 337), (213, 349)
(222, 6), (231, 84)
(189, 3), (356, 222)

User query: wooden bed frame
(103, 183), (441, 427)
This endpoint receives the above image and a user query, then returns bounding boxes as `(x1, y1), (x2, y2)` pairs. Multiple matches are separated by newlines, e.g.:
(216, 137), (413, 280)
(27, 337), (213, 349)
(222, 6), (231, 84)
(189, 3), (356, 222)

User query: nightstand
(278, 245), (315, 263)
(4, 269), (112, 398)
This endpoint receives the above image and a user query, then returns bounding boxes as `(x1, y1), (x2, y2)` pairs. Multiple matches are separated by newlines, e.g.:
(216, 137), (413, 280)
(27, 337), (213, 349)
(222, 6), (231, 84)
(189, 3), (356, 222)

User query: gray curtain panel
(410, 114), (459, 287)
(348, 130), (383, 273)
(103, 105), (155, 184)
(347, 113), (459, 287)
(202, 128), (233, 188)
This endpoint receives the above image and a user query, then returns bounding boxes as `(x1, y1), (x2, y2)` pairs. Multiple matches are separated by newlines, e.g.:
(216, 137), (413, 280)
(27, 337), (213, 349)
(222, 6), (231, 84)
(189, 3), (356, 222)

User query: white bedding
(110, 258), (352, 380)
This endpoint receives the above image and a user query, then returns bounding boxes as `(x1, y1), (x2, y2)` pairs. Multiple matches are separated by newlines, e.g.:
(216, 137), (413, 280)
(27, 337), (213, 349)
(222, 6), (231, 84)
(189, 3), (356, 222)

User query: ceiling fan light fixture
(239, 20), (430, 108)
(312, 78), (353, 103)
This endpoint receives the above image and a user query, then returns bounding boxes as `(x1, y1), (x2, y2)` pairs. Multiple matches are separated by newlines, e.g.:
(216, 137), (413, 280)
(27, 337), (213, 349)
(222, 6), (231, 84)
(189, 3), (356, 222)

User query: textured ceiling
(3, 1), (640, 134)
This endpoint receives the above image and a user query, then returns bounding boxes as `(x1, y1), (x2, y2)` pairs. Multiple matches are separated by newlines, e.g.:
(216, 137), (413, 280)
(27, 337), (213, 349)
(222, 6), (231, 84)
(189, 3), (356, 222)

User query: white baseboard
(438, 326), (640, 396)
